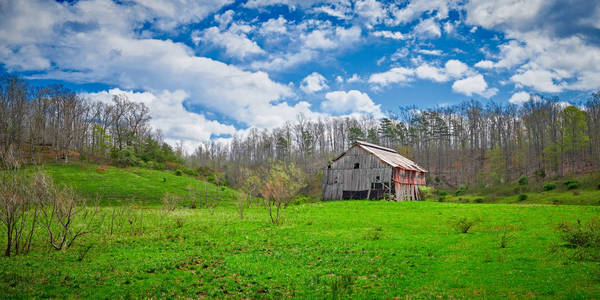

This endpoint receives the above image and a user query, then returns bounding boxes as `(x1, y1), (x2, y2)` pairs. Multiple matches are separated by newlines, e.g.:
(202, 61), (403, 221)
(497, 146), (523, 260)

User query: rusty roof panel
(355, 141), (427, 172)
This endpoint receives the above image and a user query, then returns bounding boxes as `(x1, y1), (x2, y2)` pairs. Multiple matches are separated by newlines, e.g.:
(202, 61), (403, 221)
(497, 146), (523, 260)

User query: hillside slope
(41, 163), (237, 205)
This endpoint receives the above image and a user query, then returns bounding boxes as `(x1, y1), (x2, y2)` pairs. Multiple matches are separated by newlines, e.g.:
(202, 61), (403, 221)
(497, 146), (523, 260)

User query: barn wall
(322, 146), (392, 200)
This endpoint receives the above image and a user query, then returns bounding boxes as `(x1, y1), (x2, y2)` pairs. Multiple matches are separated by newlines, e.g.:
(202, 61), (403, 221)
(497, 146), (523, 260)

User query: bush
(518, 176), (528, 185)
(474, 198), (484, 203)
(174, 169), (183, 176)
(454, 185), (467, 196)
(518, 193), (527, 201)
(567, 182), (580, 190)
(543, 183), (557, 191)
(183, 168), (199, 177)
(598, 183), (600, 190)
(563, 180), (580, 186)
(455, 217), (479, 233)
(111, 147), (142, 167)
(556, 218), (600, 249)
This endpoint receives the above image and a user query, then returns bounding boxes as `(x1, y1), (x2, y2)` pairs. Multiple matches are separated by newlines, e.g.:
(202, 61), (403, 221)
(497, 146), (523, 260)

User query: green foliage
(559, 106), (590, 152)
(518, 176), (528, 185)
(474, 198), (484, 203)
(543, 183), (557, 191)
(566, 181), (581, 190)
(111, 146), (142, 167)
(455, 185), (468, 196)
(556, 218), (600, 249)
(174, 169), (183, 176)
(348, 127), (365, 144)
(518, 193), (527, 201)
(455, 217), (479, 233)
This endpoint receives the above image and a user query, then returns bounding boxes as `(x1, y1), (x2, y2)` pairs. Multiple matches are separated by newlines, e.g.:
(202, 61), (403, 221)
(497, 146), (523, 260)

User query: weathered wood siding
(322, 146), (391, 200)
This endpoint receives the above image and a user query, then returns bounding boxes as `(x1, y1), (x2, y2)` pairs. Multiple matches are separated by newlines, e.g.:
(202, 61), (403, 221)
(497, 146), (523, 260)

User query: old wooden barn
(322, 141), (427, 201)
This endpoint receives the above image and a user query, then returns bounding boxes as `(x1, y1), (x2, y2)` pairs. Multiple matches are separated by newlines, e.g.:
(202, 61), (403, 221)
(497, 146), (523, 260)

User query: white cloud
(372, 30), (408, 40)
(214, 10), (234, 29)
(347, 74), (361, 83)
(414, 18), (442, 39)
(368, 67), (415, 86)
(390, 0), (453, 25)
(193, 26), (264, 59)
(322, 90), (383, 117)
(474, 60), (494, 69)
(416, 49), (443, 56)
(465, 0), (600, 92)
(508, 91), (531, 105)
(510, 69), (564, 93)
(452, 74), (498, 98)
(300, 72), (328, 93)
(313, 0), (353, 20)
(369, 59), (472, 87)
(355, 0), (387, 28)
(259, 16), (288, 35)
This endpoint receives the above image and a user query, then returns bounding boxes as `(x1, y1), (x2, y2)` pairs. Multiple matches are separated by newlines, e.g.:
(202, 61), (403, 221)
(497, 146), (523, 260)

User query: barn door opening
(342, 190), (368, 200)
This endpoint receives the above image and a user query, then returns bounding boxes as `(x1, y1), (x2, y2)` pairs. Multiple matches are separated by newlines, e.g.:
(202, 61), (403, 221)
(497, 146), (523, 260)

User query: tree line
(0, 75), (180, 168)
(189, 93), (600, 191)
(2, 74), (599, 191)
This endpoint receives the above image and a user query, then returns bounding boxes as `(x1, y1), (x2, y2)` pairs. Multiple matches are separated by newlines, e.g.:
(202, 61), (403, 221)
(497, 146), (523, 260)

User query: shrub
(174, 216), (184, 228)
(474, 198), (484, 203)
(498, 227), (514, 249)
(454, 185), (467, 196)
(598, 183), (600, 190)
(563, 180), (579, 186)
(543, 183), (557, 191)
(518, 176), (528, 185)
(364, 229), (383, 240)
(455, 217), (478, 233)
(556, 218), (600, 249)
(518, 193), (527, 201)
(567, 182), (580, 190)
(162, 193), (182, 212)
(174, 169), (183, 176)
(111, 147), (142, 167)
(183, 168), (199, 177)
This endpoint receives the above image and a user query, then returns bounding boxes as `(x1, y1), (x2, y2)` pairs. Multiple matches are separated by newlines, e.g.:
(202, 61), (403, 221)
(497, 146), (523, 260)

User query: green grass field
(1, 163), (599, 298)
(1, 201), (599, 298)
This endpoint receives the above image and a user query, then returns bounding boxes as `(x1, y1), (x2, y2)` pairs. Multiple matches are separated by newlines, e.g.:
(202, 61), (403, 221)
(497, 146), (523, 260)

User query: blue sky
(1, 0), (599, 149)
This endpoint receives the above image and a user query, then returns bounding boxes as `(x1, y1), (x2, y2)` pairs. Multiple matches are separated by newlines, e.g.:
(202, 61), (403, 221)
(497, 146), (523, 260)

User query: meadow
(1, 164), (599, 298)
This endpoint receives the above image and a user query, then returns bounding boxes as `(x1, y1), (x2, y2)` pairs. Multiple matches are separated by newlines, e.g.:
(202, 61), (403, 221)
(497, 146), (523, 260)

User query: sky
(1, 0), (599, 150)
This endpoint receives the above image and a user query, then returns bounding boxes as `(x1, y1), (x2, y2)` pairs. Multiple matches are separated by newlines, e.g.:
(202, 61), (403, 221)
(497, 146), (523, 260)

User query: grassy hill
(426, 174), (600, 206)
(40, 162), (237, 205)
(1, 201), (599, 298)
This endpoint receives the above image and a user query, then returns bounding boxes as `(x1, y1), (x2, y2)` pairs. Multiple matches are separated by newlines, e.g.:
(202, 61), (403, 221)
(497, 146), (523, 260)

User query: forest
(4, 75), (598, 193)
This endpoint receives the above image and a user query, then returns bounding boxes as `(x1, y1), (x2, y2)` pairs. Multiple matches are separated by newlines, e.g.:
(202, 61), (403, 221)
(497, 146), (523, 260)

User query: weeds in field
(555, 218), (600, 261)
(455, 217), (479, 233)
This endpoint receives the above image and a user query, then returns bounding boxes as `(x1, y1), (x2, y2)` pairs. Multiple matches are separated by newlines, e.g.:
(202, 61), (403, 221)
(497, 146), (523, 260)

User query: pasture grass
(40, 162), (237, 205)
(1, 201), (600, 298)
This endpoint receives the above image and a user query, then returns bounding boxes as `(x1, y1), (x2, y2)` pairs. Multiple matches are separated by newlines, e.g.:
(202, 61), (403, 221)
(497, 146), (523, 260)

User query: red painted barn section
(322, 141), (427, 201)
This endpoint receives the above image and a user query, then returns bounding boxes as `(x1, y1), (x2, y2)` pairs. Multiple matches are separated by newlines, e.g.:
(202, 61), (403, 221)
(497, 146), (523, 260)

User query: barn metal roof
(334, 141), (427, 172)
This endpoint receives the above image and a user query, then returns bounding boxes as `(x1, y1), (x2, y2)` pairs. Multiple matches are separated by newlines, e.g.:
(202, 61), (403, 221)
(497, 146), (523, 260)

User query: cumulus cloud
(370, 59), (472, 87)
(0, 0), (328, 146)
(368, 67), (415, 86)
(193, 26), (264, 59)
(452, 74), (498, 98)
(414, 18), (442, 39)
(508, 91), (531, 105)
(464, 0), (600, 92)
(300, 72), (328, 93)
(390, 0), (453, 25)
(322, 90), (383, 117)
